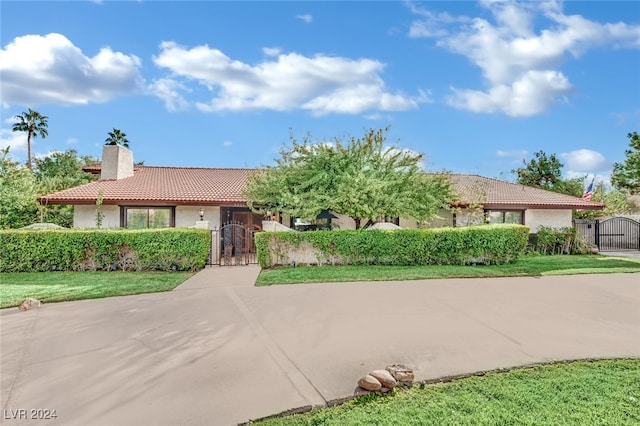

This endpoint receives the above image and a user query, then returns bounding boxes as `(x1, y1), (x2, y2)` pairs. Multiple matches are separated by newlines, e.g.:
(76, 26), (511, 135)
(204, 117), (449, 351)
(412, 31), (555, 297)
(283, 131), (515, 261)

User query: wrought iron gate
(598, 217), (640, 251)
(208, 221), (258, 266)
(574, 217), (640, 251)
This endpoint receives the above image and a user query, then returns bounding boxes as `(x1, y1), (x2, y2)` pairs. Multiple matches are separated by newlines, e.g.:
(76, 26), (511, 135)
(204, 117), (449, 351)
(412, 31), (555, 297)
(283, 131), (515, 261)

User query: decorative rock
(386, 364), (414, 386)
(18, 298), (41, 311)
(380, 387), (391, 393)
(357, 374), (382, 391)
(370, 369), (397, 389)
(590, 247), (599, 254)
(354, 387), (371, 397)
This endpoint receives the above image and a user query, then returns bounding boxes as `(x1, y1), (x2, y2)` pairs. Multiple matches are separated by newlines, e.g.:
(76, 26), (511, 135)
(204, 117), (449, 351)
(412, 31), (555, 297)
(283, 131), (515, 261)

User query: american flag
(583, 179), (594, 202)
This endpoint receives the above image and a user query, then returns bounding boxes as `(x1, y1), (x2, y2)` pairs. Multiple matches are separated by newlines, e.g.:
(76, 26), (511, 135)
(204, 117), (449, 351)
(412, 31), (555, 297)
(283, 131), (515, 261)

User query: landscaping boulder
(357, 374), (382, 391)
(370, 369), (397, 389)
(386, 364), (414, 386)
(18, 298), (41, 311)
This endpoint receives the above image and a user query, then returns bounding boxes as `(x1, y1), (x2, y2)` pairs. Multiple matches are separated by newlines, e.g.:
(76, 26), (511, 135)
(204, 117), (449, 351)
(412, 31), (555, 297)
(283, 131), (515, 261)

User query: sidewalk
(1, 268), (639, 425)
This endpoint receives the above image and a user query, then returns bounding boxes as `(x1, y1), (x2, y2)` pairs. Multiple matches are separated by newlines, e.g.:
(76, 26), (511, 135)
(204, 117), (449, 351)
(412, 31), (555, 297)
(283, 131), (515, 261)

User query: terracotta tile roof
(38, 167), (604, 210)
(449, 174), (605, 210)
(39, 167), (254, 206)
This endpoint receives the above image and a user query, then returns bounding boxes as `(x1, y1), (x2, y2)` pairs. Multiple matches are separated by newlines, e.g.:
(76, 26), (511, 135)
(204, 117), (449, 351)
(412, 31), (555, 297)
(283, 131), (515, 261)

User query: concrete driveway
(1, 268), (639, 425)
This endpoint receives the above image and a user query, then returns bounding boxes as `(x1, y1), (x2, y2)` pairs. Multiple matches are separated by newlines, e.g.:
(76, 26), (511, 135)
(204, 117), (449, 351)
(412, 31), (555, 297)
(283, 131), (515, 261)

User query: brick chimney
(100, 145), (134, 180)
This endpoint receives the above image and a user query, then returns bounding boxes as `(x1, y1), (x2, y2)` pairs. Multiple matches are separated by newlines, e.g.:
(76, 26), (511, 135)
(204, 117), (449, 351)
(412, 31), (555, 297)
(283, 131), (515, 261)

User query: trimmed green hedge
(0, 229), (211, 272)
(255, 225), (530, 268)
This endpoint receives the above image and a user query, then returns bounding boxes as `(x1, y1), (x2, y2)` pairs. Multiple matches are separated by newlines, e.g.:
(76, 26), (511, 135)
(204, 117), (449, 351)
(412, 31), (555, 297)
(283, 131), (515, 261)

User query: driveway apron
(1, 268), (639, 425)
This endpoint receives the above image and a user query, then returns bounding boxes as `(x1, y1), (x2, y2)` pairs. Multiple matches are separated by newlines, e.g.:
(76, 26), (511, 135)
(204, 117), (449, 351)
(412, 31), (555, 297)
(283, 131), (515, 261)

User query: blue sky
(1, 1), (639, 186)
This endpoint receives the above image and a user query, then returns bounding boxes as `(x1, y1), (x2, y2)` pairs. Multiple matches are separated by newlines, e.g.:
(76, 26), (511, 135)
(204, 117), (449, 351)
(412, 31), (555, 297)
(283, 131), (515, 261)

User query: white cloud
(565, 170), (611, 187)
(296, 14), (313, 24)
(148, 78), (190, 112)
(0, 128), (27, 152)
(447, 70), (572, 117)
(560, 149), (610, 172)
(408, 0), (640, 116)
(407, 3), (470, 38)
(262, 47), (281, 57)
(223, 140), (233, 147)
(496, 149), (528, 158)
(561, 147), (611, 188)
(610, 109), (640, 126)
(153, 42), (425, 115)
(0, 33), (144, 107)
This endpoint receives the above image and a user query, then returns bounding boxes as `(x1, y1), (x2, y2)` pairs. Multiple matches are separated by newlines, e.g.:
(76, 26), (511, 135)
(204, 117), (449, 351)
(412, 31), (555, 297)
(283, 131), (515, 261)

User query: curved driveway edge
(1, 268), (639, 425)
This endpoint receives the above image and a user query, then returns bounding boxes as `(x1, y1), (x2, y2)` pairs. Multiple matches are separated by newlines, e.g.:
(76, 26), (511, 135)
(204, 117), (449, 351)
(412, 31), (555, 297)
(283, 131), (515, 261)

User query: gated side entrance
(208, 221), (259, 266)
(574, 217), (640, 251)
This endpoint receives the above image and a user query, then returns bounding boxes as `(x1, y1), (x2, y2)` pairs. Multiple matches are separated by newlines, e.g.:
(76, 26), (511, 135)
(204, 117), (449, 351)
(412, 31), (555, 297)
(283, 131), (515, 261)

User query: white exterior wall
(454, 209), (485, 227)
(74, 205), (121, 228)
(332, 214), (356, 230)
(335, 209), (454, 230)
(398, 217), (418, 229)
(175, 206), (220, 229)
(399, 209), (456, 229)
(73, 205), (223, 229)
(398, 207), (571, 233)
(525, 209), (572, 232)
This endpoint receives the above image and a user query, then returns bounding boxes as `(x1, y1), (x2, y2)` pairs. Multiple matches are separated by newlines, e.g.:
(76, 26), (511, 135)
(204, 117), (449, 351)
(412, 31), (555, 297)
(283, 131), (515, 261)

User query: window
(122, 207), (175, 229)
(486, 210), (523, 225)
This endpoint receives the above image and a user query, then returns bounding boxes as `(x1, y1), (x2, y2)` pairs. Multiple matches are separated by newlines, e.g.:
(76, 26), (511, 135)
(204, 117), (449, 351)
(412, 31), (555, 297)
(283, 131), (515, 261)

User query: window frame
(120, 206), (176, 229)
(484, 209), (525, 225)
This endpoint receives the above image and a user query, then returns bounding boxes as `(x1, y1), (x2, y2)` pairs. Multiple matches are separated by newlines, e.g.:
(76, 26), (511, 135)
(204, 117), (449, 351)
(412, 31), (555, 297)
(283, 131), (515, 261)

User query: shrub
(255, 225), (529, 268)
(529, 226), (591, 255)
(0, 228), (211, 272)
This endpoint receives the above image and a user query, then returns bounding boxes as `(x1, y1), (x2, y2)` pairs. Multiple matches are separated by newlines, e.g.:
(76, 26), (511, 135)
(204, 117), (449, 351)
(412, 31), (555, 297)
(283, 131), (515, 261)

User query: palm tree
(105, 128), (130, 148)
(11, 108), (49, 170)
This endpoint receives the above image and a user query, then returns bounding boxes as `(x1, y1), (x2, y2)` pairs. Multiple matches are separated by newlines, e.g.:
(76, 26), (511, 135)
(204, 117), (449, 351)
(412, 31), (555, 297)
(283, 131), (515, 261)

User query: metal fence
(208, 221), (258, 266)
(574, 217), (640, 251)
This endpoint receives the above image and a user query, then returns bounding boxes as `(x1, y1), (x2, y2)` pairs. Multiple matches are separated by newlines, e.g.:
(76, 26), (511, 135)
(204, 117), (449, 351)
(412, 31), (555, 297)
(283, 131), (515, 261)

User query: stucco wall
(100, 145), (134, 180)
(332, 214), (356, 230)
(74, 205), (120, 228)
(403, 208), (571, 232)
(175, 206), (220, 229)
(399, 209), (456, 229)
(73, 205), (222, 229)
(525, 209), (572, 232)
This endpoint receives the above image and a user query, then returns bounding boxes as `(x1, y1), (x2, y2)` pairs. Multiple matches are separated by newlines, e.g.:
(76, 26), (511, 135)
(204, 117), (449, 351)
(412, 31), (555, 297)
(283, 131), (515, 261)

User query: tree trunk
(354, 217), (361, 230)
(27, 130), (32, 170)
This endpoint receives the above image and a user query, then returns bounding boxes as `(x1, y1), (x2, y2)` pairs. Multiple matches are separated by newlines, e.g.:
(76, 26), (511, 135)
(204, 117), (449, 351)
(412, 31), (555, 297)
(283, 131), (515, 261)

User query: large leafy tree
(244, 127), (453, 229)
(574, 182), (637, 219)
(611, 132), (640, 194)
(105, 128), (130, 148)
(513, 150), (583, 197)
(0, 148), (39, 228)
(11, 108), (49, 170)
(35, 149), (98, 192)
(35, 150), (99, 227)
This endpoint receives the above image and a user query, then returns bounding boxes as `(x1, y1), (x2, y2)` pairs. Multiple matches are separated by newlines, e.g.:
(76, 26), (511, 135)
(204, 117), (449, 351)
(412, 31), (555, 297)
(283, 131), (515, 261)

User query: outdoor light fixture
(199, 207), (205, 221)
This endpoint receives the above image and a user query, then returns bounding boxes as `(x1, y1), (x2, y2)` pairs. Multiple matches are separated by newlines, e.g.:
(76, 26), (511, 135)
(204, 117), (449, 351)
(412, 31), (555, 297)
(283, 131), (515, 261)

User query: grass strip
(255, 359), (640, 426)
(256, 255), (640, 285)
(0, 271), (193, 308)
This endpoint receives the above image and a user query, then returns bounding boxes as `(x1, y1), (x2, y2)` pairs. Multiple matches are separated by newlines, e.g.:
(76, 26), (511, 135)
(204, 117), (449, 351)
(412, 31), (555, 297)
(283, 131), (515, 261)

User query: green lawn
(256, 359), (640, 426)
(0, 271), (193, 308)
(256, 254), (640, 286)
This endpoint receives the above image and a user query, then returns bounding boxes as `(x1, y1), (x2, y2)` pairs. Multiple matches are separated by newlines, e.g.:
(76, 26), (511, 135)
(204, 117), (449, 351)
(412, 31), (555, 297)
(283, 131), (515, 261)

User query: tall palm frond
(11, 108), (49, 170)
(105, 128), (130, 148)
